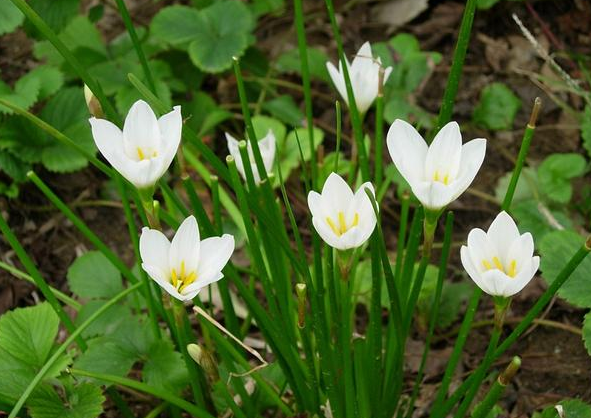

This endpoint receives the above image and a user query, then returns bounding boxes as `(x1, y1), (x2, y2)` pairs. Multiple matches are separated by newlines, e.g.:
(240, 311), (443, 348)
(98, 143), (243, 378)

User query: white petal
(312, 215), (347, 250)
(487, 211), (520, 260)
(322, 172), (354, 213)
(425, 181), (455, 210)
(502, 258), (536, 297)
(158, 105), (182, 166)
(386, 119), (428, 187)
(195, 234), (235, 285)
(383, 66), (393, 84)
(182, 272), (224, 298)
(481, 270), (510, 296)
(122, 100), (161, 157)
(466, 228), (496, 273)
(448, 138), (486, 202)
(425, 121), (462, 181)
(461, 245), (488, 293)
(142, 263), (183, 301)
(505, 232), (534, 272)
(89, 117), (127, 172)
(259, 130), (276, 174)
(139, 227), (171, 273)
(326, 61), (348, 105)
(169, 216), (200, 274)
(307, 191), (326, 219)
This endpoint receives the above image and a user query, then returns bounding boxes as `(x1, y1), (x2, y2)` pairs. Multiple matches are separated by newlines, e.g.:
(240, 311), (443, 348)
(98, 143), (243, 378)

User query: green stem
(0, 261), (80, 309)
(405, 212), (454, 418)
(113, 0), (156, 93)
(0, 212), (85, 350)
(8, 282), (143, 418)
(323, 0), (369, 181)
(470, 357), (521, 418)
(8, 0), (119, 122)
(435, 0), (478, 133)
(69, 368), (214, 418)
(293, 0), (317, 187)
(27, 172), (139, 285)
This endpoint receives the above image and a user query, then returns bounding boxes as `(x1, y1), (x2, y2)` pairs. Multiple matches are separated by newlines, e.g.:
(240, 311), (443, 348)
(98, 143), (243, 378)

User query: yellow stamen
(443, 174), (449, 185)
(170, 261), (198, 293)
(482, 260), (492, 270)
(507, 260), (517, 278)
(325, 212), (360, 237)
(433, 171), (440, 182)
(492, 256), (504, 272)
(171, 268), (178, 287)
(326, 217), (339, 235)
(137, 147), (146, 160)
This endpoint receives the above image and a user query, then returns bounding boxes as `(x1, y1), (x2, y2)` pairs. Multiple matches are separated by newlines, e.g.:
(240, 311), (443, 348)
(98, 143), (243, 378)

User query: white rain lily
(308, 172), (377, 250)
(460, 211), (540, 298)
(387, 119), (486, 210)
(89, 99), (182, 189)
(140, 215), (235, 302)
(326, 41), (393, 114)
(226, 130), (276, 184)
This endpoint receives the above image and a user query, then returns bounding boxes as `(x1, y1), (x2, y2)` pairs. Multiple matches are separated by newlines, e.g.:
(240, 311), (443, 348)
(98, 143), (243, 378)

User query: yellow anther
(492, 257), (504, 272)
(433, 171), (440, 182)
(326, 217), (339, 235)
(507, 260), (517, 278)
(137, 147), (146, 160)
(482, 260), (492, 270)
(152, 151), (158, 157)
(171, 261), (198, 293)
(326, 212), (360, 237)
(443, 174), (449, 185)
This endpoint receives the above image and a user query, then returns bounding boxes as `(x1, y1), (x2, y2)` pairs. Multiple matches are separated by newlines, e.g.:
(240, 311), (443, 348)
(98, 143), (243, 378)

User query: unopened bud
(187, 343), (219, 382)
(296, 283), (307, 328)
(498, 356), (521, 386)
(84, 85), (103, 118)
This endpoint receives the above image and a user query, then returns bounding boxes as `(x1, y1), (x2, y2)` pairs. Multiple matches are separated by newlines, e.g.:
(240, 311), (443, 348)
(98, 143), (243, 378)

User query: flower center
(136, 147), (158, 161)
(326, 211), (359, 237)
(171, 261), (197, 293)
(432, 170), (450, 185)
(482, 256), (517, 278)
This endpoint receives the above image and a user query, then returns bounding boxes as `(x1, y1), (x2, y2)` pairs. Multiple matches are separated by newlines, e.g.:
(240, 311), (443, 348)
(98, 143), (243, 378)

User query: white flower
(307, 172), (377, 250)
(460, 211), (540, 297)
(89, 100), (182, 189)
(387, 119), (486, 210)
(326, 41), (393, 114)
(139, 216), (235, 301)
(226, 130), (276, 184)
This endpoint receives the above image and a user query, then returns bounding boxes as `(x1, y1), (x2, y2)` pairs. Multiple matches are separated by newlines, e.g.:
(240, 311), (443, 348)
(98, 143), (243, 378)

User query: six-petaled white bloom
(89, 99), (182, 189)
(326, 41), (393, 114)
(226, 130), (276, 184)
(460, 211), (540, 298)
(140, 216), (235, 301)
(387, 119), (486, 210)
(308, 172), (377, 250)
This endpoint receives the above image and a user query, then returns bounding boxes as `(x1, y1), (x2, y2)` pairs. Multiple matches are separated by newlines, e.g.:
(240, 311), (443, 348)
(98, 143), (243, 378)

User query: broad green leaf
(249, 0), (284, 17)
(19, 65), (65, 100)
(537, 153), (586, 203)
(0, 303), (59, 367)
(0, 150), (31, 181)
(275, 47), (331, 83)
(27, 0), (79, 33)
(384, 93), (434, 128)
(74, 300), (131, 339)
(263, 95), (304, 127)
(107, 316), (157, 358)
(538, 399), (591, 418)
(74, 337), (137, 385)
(0, 1), (24, 35)
(67, 251), (123, 299)
(582, 104), (591, 159)
(28, 382), (104, 418)
(187, 1), (254, 72)
(494, 167), (538, 204)
(279, 126), (324, 179)
(41, 121), (95, 172)
(252, 115), (286, 144)
(150, 6), (202, 48)
(0, 76), (41, 114)
(511, 199), (572, 246)
(473, 83), (521, 130)
(540, 230), (591, 308)
(583, 311), (591, 357)
(142, 340), (189, 394)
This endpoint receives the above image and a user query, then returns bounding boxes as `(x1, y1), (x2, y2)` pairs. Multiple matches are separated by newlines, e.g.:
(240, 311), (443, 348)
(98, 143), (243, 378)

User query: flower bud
(296, 283), (307, 328)
(187, 343), (219, 382)
(84, 85), (103, 118)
